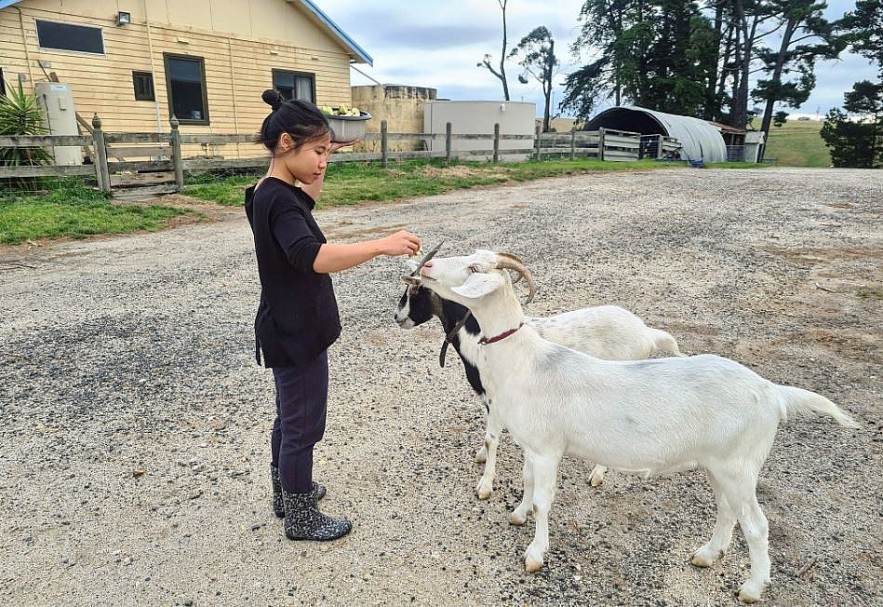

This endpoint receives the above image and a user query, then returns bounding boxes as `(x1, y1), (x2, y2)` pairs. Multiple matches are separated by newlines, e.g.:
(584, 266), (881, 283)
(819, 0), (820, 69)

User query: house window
(133, 71), (155, 101)
(36, 20), (105, 54)
(164, 54), (209, 124)
(272, 70), (315, 103)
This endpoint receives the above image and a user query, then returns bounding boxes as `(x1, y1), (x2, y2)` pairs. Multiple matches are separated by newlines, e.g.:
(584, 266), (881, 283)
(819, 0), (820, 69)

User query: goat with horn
(396, 247), (683, 499)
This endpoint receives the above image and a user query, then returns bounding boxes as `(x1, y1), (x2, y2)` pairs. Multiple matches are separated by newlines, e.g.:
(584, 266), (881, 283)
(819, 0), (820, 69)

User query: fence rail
(1, 115), (677, 196)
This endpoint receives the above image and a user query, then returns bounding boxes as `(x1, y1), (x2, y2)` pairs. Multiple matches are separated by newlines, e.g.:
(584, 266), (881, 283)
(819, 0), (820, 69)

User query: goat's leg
(475, 396), (491, 463)
(475, 405), (502, 499)
(735, 493), (770, 603)
(523, 454), (560, 573)
(691, 470), (736, 567)
(588, 464), (607, 487)
(509, 451), (535, 526)
(714, 466), (770, 604)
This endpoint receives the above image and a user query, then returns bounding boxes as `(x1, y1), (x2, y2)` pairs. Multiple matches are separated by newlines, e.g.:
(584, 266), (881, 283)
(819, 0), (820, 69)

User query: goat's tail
(649, 328), (685, 357)
(778, 386), (860, 428)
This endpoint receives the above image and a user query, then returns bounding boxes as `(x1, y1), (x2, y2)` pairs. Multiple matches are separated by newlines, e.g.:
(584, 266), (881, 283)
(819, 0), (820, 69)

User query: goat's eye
(468, 265), (480, 273)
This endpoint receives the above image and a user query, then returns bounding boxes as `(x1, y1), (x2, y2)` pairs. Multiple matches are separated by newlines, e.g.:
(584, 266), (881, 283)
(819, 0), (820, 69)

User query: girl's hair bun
(262, 89), (284, 111)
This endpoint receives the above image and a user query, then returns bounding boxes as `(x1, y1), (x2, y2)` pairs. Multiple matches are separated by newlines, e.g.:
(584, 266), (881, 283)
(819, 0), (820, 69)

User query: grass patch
(758, 120), (831, 168)
(184, 173), (260, 206)
(183, 158), (670, 208)
(0, 179), (190, 245)
(857, 286), (883, 301)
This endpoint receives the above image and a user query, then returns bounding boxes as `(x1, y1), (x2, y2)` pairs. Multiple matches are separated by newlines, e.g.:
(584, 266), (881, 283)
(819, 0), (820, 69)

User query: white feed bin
(327, 111), (372, 142)
(34, 82), (82, 166)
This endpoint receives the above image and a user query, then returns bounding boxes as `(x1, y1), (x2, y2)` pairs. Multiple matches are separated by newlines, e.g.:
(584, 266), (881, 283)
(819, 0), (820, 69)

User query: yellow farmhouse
(0, 0), (371, 139)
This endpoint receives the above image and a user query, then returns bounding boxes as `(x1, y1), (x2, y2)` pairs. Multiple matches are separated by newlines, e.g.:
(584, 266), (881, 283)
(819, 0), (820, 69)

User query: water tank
(35, 82), (82, 166)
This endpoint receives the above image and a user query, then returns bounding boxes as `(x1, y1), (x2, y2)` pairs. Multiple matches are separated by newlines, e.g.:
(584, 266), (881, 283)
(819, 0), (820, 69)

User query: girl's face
(278, 132), (331, 184)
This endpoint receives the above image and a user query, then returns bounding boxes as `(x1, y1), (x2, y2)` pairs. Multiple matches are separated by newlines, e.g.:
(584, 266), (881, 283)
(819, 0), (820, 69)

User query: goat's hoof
(508, 511), (528, 526)
(475, 482), (492, 500)
(737, 579), (767, 604)
(690, 546), (722, 568)
(475, 446), (488, 464)
(524, 558), (543, 573)
(589, 474), (604, 487)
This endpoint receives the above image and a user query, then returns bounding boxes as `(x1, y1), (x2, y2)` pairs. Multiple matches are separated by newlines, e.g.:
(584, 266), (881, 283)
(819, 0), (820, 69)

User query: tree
(821, 107), (880, 167)
(509, 26), (559, 132)
(821, 0), (883, 167)
(477, 0), (511, 101)
(562, 1), (719, 121)
(752, 1), (843, 157)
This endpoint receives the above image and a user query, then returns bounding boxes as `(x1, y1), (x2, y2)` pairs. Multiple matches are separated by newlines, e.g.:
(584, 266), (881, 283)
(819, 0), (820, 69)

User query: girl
(246, 90), (420, 541)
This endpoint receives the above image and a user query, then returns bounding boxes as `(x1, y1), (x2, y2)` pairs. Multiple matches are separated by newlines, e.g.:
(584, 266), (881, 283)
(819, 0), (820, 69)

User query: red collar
(479, 323), (524, 345)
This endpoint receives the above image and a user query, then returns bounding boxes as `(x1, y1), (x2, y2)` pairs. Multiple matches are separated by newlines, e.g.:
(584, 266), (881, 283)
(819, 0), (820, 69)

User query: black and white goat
(396, 274), (683, 498)
(402, 249), (858, 604)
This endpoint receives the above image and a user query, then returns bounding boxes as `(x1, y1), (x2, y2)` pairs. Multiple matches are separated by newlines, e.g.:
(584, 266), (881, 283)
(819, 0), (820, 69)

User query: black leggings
(271, 351), (329, 494)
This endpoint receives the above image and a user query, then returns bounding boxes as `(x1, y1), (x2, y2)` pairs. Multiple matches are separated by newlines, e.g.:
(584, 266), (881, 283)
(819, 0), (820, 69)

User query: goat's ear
(452, 272), (503, 299)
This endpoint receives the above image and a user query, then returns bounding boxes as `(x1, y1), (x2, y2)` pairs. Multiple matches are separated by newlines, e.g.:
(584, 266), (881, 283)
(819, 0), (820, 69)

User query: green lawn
(759, 119), (831, 167)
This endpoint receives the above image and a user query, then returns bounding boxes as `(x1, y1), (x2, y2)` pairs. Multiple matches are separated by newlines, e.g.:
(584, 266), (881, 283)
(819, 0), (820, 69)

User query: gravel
(0, 167), (881, 606)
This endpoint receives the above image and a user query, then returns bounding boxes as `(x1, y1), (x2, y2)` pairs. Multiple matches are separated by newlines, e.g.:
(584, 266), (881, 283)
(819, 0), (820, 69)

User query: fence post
(170, 116), (183, 191)
(445, 122), (452, 163)
(91, 113), (110, 193)
(570, 128), (576, 160)
(381, 120), (388, 169)
(534, 123), (541, 161)
(493, 123), (500, 163)
(598, 127), (606, 161)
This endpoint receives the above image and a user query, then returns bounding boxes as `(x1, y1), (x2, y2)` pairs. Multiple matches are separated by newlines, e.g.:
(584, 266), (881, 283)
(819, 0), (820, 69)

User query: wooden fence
(1, 115), (680, 197)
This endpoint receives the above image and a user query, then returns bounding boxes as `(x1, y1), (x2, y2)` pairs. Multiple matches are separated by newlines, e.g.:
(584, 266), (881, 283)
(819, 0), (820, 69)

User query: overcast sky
(314, 0), (878, 120)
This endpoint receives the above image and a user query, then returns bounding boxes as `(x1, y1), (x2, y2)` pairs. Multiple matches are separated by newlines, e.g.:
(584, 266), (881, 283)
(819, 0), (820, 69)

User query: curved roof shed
(585, 106), (728, 162)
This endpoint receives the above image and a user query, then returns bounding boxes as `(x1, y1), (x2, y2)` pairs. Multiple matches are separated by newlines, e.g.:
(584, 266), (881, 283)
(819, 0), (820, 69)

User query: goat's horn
(496, 252), (526, 283)
(410, 240), (444, 277)
(495, 253), (536, 304)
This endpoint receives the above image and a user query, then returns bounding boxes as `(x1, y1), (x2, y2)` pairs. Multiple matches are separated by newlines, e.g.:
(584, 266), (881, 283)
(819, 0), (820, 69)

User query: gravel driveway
(1, 167), (881, 606)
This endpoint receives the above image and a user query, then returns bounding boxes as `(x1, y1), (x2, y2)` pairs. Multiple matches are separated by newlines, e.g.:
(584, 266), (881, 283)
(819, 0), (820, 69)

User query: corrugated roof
(585, 105), (728, 163)
(0, 0), (372, 65)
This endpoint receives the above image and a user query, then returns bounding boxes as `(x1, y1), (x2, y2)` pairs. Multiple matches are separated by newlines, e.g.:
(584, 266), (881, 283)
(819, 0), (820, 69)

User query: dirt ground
(0, 167), (881, 606)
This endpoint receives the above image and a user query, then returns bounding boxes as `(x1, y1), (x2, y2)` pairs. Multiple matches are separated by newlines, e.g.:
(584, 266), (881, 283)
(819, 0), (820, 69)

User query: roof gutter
(296, 0), (373, 66)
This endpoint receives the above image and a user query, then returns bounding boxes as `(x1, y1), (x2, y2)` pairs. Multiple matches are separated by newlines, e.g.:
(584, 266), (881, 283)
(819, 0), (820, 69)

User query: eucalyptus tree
(509, 26), (560, 131)
(477, 0), (512, 101)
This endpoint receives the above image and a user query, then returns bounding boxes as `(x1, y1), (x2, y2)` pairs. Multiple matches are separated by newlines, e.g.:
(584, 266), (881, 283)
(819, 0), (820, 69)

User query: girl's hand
(329, 138), (360, 153)
(379, 231), (421, 257)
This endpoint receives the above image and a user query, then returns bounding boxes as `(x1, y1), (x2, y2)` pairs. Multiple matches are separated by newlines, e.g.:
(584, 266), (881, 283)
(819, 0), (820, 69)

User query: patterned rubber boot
(281, 489), (352, 541)
(271, 466), (325, 518)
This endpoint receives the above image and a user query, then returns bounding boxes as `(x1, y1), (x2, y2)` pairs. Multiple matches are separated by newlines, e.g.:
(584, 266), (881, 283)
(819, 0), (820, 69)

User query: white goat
(403, 250), (858, 604)
(395, 282), (683, 497)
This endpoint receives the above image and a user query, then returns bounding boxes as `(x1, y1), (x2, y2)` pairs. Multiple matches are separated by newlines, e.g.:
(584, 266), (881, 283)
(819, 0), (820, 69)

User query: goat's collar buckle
(479, 323), (524, 346)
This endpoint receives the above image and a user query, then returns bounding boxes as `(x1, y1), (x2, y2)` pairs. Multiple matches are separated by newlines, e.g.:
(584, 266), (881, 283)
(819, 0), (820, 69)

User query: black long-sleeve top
(245, 177), (341, 367)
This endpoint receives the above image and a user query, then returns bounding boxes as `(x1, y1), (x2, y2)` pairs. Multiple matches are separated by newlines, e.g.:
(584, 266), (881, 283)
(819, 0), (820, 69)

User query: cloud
(318, 0), (879, 119)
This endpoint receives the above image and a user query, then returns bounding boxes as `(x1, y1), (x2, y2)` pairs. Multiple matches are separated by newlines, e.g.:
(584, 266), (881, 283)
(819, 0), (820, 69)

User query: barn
(585, 106), (734, 163)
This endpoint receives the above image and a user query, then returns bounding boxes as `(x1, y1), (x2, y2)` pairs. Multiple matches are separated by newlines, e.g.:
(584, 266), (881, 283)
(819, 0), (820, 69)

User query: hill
(757, 119), (831, 167)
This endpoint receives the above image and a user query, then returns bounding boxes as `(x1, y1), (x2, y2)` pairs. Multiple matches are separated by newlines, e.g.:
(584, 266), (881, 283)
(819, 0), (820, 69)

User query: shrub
(0, 81), (51, 190)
